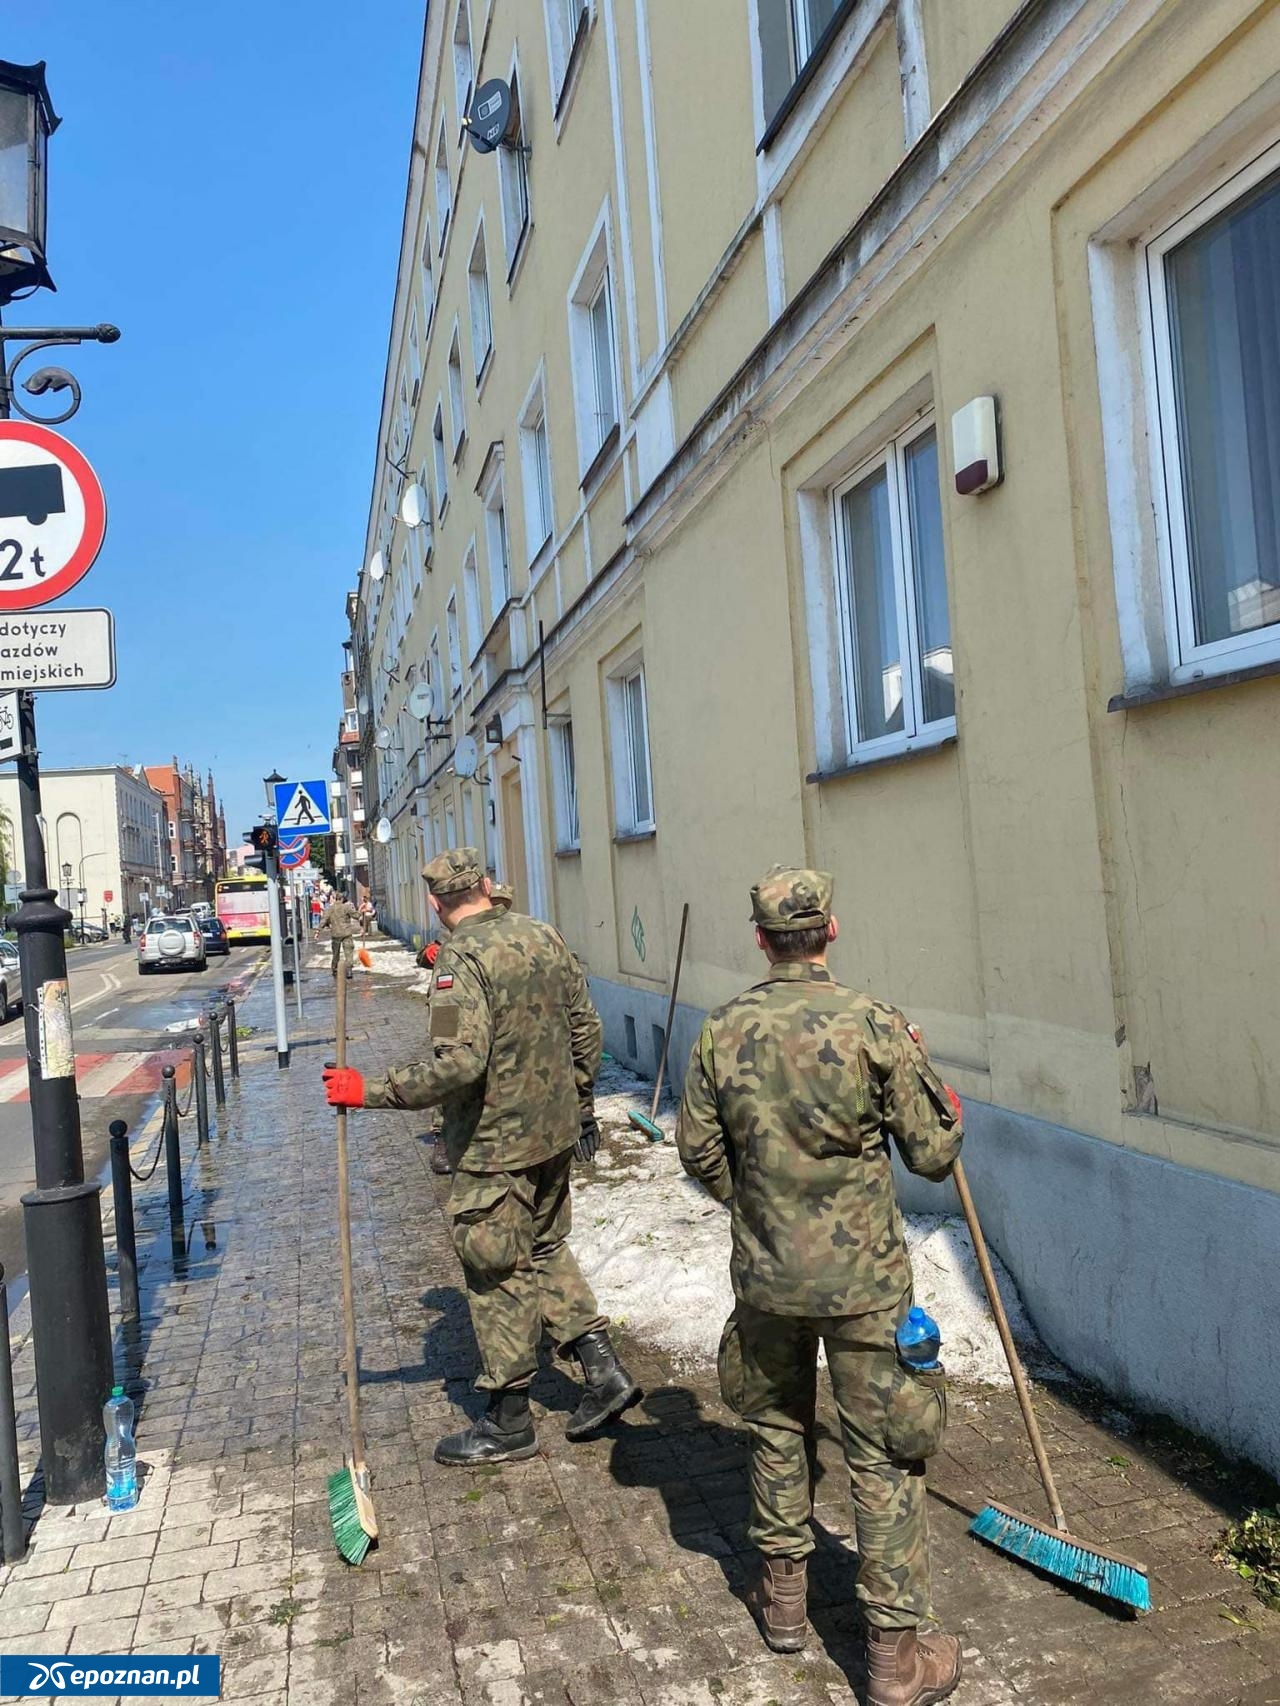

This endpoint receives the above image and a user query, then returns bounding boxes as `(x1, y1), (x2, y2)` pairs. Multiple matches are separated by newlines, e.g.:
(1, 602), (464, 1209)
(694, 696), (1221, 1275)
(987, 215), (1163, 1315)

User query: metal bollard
(192, 1033), (209, 1147)
(108, 1119), (139, 1327)
(0, 1263), (26, 1564)
(226, 997), (240, 1080)
(209, 1009), (226, 1109)
(162, 1066), (184, 1259)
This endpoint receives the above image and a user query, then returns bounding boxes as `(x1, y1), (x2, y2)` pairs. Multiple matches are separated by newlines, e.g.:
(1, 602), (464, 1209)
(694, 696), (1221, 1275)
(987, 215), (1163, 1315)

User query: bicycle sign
(0, 422), (107, 611)
(0, 690), (18, 761)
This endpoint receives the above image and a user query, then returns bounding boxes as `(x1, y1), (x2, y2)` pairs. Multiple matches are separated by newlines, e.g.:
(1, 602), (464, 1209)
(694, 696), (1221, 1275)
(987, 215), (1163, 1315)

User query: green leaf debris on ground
(1219, 1509), (1280, 1612)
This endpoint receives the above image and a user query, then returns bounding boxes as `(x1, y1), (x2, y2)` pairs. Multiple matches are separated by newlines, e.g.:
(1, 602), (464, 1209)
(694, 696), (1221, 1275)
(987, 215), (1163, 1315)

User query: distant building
(144, 758), (228, 904)
(331, 610), (369, 901)
(0, 766), (168, 922)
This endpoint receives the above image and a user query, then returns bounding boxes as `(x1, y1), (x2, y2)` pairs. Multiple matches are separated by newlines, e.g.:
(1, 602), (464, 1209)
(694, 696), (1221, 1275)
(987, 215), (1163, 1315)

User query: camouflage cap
(750, 864), (834, 931)
(490, 882), (514, 912)
(422, 846), (485, 895)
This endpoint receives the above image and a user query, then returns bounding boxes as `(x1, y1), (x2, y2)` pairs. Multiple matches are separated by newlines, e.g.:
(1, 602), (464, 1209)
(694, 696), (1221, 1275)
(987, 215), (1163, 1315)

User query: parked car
(190, 901), (214, 921)
(69, 920), (109, 944)
(137, 915), (207, 974)
(196, 915), (230, 956)
(0, 939), (20, 1020)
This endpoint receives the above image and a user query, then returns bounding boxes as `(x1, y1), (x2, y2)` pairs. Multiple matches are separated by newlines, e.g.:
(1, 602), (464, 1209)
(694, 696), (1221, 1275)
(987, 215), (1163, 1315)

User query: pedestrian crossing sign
(274, 778), (331, 835)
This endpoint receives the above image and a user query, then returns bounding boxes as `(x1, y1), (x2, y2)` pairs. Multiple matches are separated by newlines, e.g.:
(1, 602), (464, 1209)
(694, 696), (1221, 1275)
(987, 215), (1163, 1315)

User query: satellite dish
(466, 78), (514, 153)
(455, 734), (479, 779)
(407, 681), (435, 721)
(368, 550), (385, 582)
(401, 483), (428, 528)
(375, 817), (393, 844)
(356, 692), (370, 717)
(375, 726), (393, 751)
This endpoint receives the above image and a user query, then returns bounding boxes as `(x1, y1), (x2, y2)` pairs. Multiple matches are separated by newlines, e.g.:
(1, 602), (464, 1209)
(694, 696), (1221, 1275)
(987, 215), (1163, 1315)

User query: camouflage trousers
(448, 1150), (606, 1392)
(330, 936), (354, 974)
(718, 1296), (947, 1630)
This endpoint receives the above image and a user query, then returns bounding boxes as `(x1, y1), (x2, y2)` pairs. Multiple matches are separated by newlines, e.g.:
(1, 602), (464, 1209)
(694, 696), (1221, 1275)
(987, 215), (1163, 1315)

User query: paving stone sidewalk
(1, 951), (1278, 1705)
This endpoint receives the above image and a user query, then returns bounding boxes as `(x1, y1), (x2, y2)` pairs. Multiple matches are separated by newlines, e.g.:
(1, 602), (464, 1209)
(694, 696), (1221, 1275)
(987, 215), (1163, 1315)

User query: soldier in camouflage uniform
(323, 848), (639, 1464)
(317, 894), (361, 978)
(676, 866), (964, 1706)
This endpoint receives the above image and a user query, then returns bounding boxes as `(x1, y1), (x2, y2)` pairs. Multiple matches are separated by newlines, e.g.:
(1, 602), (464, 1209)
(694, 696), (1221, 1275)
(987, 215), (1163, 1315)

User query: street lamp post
(262, 772), (289, 1069)
(1, 58), (115, 1503)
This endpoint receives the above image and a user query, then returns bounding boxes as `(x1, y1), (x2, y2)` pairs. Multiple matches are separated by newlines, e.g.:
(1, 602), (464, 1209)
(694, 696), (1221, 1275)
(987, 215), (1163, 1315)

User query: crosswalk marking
(0, 1050), (192, 1104)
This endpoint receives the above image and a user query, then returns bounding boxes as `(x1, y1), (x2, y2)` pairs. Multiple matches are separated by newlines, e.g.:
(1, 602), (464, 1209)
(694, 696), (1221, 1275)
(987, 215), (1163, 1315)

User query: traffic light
(244, 823), (277, 872)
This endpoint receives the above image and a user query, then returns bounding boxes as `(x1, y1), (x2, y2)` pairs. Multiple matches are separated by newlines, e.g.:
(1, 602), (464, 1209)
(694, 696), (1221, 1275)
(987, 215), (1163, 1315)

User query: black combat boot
(564, 1329), (641, 1439)
(434, 1389), (538, 1466)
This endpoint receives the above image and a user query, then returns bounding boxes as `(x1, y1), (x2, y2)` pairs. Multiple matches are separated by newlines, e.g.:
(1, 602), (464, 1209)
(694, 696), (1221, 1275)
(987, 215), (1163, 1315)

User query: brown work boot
(746, 1556), (807, 1652)
(866, 1626), (962, 1706)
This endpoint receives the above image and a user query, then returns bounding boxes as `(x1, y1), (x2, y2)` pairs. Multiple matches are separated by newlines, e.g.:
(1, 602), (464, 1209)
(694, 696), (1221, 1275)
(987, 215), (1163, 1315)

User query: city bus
(214, 875), (271, 944)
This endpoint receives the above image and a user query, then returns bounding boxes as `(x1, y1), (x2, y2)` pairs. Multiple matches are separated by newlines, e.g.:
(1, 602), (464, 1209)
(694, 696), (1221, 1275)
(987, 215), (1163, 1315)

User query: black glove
(574, 1109), (601, 1164)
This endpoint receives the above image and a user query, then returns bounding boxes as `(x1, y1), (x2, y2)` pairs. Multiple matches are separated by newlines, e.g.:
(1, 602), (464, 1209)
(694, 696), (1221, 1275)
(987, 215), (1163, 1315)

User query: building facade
(331, 619), (370, 899)
(144, 759), (227, 906)
(0, 767), (169, 924)
(346, 0), (1280, 1473)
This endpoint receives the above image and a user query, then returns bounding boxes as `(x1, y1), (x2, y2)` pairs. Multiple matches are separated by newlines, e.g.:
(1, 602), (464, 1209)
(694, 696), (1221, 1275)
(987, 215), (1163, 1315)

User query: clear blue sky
(3, 2), (421, 841)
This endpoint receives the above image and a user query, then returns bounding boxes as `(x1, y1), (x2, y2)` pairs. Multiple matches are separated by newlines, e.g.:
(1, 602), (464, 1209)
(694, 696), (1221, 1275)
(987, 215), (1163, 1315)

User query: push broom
(628, 903), (689, 1142)
(327, 964), (378, 1564)
(954, 1158), (1150, 1613)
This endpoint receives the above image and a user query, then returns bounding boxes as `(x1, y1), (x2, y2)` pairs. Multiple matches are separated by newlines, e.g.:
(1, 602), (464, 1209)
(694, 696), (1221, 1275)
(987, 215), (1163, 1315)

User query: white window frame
(828, 411), (956, 763)
(518, 367), (554, 566)
(468, 219), (494, 382)
(420, 220), (436, 331)
(434, 126), (452, 253)
(481, 455), (511, 620)
(551, 716), (580, 850)
(462, 541), (483, 662)
(544, 0), (588, 108)
(453, 1), (474, 133)
(447, 323), (466, 454)
(607, 658), (655, 835)
(446, 595), (463, 698)
(567, 209), (621, 475)
(498, 61), (531, 277)
(432, 398), (449, 515)
(407, 308), (422, 405)
(1143, 142), (1280, 684)
(430, 632), (442, 706)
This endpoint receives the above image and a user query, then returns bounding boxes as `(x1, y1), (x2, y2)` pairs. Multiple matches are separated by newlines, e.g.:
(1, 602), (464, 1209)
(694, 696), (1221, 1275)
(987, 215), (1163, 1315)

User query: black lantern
(263, 770), (285, 815)
(0, 60), (60, 306)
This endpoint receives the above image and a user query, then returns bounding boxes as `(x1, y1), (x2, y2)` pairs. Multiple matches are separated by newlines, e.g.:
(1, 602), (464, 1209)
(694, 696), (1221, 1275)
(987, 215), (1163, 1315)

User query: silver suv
(137, 914), (207, 975)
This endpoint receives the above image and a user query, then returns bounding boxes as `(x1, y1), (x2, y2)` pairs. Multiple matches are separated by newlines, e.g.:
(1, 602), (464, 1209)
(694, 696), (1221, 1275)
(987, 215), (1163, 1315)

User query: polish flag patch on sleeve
(434, 973), (453, 991)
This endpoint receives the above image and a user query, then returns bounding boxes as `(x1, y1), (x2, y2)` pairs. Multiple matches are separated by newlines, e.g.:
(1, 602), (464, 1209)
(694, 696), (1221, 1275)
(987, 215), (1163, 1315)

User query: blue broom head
(970, 1503), (1151, 1614)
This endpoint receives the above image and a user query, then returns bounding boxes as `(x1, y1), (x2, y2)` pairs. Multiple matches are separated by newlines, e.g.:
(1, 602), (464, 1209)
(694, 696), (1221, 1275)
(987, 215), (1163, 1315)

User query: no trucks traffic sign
(0, 421), (107, 610)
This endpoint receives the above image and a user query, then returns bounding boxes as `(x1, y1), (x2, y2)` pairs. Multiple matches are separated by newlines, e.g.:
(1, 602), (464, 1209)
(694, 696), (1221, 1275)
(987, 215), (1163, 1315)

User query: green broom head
(627, 1109), (664, 1142)
(971, 1502), (1150, 1614)
(328, 1465), (375, 1566)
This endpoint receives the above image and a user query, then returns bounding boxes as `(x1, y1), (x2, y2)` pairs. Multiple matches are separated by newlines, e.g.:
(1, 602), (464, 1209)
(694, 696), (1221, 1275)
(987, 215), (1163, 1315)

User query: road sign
(0, 691), (18, 761)
(0, 422), (107, 611)
(280, 839), (309, 870)
(274, 779), (331, 834)
(0, 607), (115, 692)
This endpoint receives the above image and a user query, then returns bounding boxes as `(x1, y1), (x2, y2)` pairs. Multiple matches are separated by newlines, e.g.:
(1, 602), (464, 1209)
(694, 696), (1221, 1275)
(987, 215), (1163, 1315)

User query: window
(432, 400), (449, 513)
(468, 225), (493, 378)
(453, 2), (474, 126)
(420, 221), (436, 328)
(831, 418), (954, 756)
(483, 468), (511, 617)
(447, 329), (466, 455)
(407, 310), (422, 405)
(461, 786), (476, 849)
(609, 662), (654, 834)
(546, 0), (588, 103)
(551, 718), (580, 849)
(430, 633), (442, 706)
(434, 127), (452, 250)
(462, 545), (483, 660)
(499, 73), (531, 272)
(757, 0), (844, 126)
(569, 223), (620, 472)
(1147, 157), (1280, 677)
(446, 596), (463, 697)
(519, 378), (554, 562)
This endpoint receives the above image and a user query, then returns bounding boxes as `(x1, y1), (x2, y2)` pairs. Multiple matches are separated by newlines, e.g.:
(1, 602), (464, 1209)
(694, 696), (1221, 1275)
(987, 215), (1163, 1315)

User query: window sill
(806, 731), (957, 784)
(474, 345), (494, 399)
(452, 432), (468, 470)
(527, 532), (554, 579)
(757, 0), (861, 154)
(506, 220), (532, 292)
(613, 828), (656, 845)
(580, 423), (621, 493)
(554, 844), (582, 860)
(1107, 655), (1280, 712)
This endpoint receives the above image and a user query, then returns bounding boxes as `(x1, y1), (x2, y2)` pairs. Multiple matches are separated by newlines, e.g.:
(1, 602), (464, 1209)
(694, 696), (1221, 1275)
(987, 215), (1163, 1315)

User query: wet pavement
(0, 947), (1277, 1704)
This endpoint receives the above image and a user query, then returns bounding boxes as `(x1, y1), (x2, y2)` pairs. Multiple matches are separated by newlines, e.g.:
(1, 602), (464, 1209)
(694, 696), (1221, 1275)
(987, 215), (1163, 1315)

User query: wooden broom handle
(334, 971), (367, 1467)
(951, 1158), (1066, 1531)
(649, 903), (690, 1122)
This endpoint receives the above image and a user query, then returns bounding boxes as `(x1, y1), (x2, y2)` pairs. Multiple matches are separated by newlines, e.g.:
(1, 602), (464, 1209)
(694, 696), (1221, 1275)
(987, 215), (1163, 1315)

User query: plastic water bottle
(103, 1386), (138, 1512)
(896, 1306), (942, 1372)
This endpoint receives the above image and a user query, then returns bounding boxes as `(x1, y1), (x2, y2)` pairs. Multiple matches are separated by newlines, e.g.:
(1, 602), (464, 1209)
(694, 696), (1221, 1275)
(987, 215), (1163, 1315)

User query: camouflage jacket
(675, 962), (963, 1317)
(318, 900), (360, 940)
(364, 908), (602, 1171)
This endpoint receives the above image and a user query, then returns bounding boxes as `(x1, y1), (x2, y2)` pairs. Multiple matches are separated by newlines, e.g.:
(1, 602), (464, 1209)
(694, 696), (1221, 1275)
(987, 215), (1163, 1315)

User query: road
(0, 937), (268, 1287)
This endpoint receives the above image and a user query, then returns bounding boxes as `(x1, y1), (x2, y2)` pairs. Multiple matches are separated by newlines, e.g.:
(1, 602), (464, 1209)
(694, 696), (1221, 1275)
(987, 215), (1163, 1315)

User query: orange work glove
(322, 1066), (366, 1108)
(944, 1084), (963, 1123)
